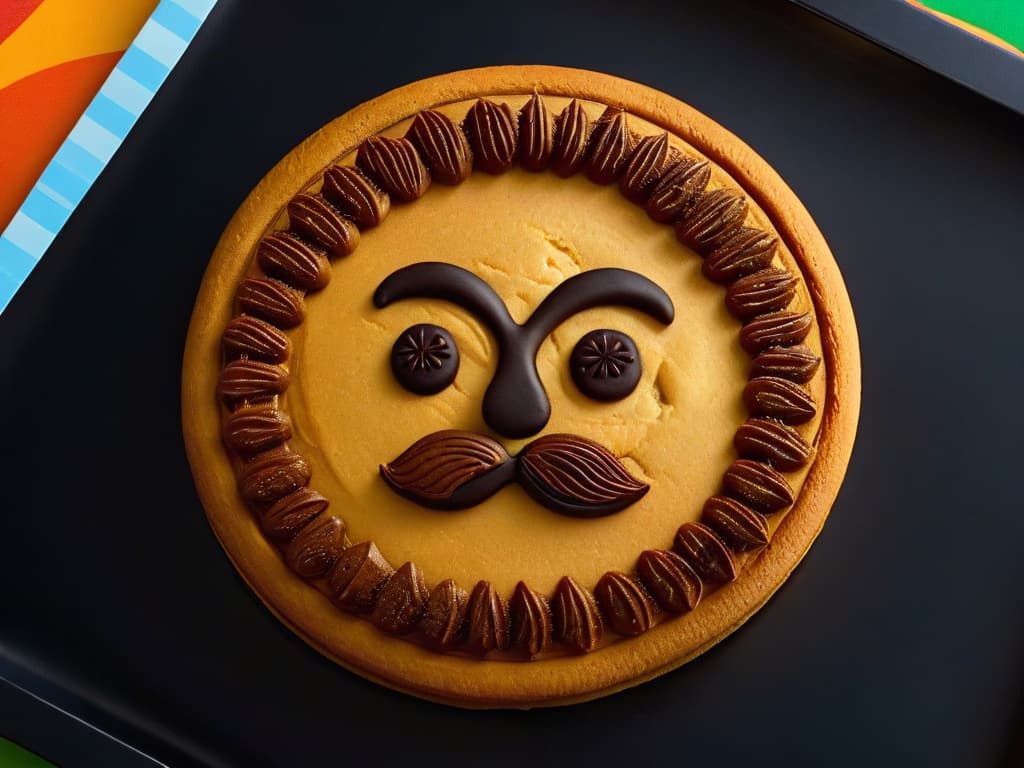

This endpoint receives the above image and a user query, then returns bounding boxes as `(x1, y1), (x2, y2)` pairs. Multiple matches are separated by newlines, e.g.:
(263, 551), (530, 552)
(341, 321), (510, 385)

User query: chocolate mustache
(380, 430), (648, 517)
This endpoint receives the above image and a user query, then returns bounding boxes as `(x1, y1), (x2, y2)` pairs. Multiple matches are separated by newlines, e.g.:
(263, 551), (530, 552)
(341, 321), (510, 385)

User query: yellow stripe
(0, 0), (158, 90)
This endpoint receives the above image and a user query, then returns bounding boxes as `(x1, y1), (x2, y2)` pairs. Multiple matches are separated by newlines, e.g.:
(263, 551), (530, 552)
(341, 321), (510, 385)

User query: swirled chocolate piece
(217, 359), (288, 406)
(371, 561), (430, 635)
(569, 329), (641, 401)
(722, 459), (793, 513)
(740, 311), (813, 355)
(235, 277), (305, 329)
(675, 188), (748, 252)
(463, 99), (518, 175)
(239, 446), (311, 505)
(673, 522), (736, 585)
(222, 405), (291, 456)
(645, 156), (711, 223)
(406, 109), (473, 185)
(261, 488), (328, 542)
(356, 136), (430, 203)
(419, 578), (468, 649)
(701, 496), (769, 551)
(517, 434), (649, 517)
(553, 576), (602, 654)
(287, 193), (359, 259)
(328, 541), (394, 613)
(285, 514), (347, 578)
(390, 324), (459, 395)
(321, 165), (390, 228)
(256, 232), (331, 292)
(510, 581), (552, 658)
(585, 106), (635, 184)
(466, 580), (510, 654)
(703, 227), (778, 284)
(619, 133), (672, 202)
(734, 417), (812, 472)
(636, 550), (701, 614)
(594, 571), (656, 637)
(550, 99), (592, 177)
(222, 316), (290, 364)
(725, 268), (797, 319)
(750, 345), (821, 384)
(517, 93), (553, 172)
(743, 376), (816, 424)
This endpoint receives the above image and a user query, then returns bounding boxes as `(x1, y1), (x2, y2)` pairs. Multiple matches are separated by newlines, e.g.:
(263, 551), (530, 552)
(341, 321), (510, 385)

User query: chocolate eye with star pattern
(569, 329), (641, 402)
(391, 324), (460, 395)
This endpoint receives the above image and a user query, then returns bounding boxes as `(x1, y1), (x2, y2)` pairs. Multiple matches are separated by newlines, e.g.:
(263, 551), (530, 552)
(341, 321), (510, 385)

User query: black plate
(2, 1), (1022, 766)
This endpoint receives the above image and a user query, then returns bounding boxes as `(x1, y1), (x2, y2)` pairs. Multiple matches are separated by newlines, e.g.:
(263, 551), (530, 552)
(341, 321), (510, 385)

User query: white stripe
(5, 212), (54, 257)
(68, 117), (121, 164)
(100, 69), (153, 116)
(133, 19), (189, 68)
(36, 183), (76, 210)
(173, 0), (218, 18)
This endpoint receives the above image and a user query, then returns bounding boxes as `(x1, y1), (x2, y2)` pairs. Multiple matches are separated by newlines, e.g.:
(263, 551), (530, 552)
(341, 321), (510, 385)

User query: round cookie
(182, 65), (860, 707)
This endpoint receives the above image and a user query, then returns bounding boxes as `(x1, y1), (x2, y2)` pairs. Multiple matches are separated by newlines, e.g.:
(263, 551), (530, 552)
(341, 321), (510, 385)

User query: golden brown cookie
(182, 65), (860, 708)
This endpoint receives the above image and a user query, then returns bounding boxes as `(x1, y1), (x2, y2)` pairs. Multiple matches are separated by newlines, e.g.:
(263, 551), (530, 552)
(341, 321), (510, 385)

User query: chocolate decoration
(390, 324), (459, 395)
(374, 262), (674, 438)
(381, 430), (648, 517)
(636, 550), (701, 614)
(552, 576), (602, 653)
(287, 193), (360, 258)
(701, 496), (769, 551)
(702, 226), (778, 284)
(619, 133), (672, 203)
(285, 514), (347, 578)
(550, 99), (592, 177)
(217, 359), (289, 406)
(734, 417), (812, 472)
(356, 136), (431, 202)
(585, 106), (635, 184)
(594, 571), (656, 637)
(222, 316), (290, 364)
(466, 581), (510, 653)
(722, 459), (793, 513)
(673, 522), (736, 584)
(223, 405), (292, 456)
(236, 277), (305, 329)
(510, 581), (552, 658)
(261, 488), (328, 542)
(675, 188), (748, 252)
(518, 93), (553, 172)
(419, 578), (468, 648)
(569, 329), (641, 401)
(239, 446), (311, 505)
(328, 541), (394, 613)
(725, 268), (797, 318)
(463, 99), (518, 174)
(749, 345), (821, 383)
(321, 165), (390, 228)
(740, 311), (813, 355)
(406, 109), (473, 185)
(517, 434), (648, 517)
(743, 376), (817, 424)
(371, 561), (430, 635)
(645, 156), (711, 223)
(256, 231), (331, 292)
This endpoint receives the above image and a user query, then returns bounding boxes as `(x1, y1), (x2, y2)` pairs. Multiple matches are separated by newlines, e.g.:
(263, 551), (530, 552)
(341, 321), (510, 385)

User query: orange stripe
(0, 51), (121, 231)
(0, 0), (45, 45)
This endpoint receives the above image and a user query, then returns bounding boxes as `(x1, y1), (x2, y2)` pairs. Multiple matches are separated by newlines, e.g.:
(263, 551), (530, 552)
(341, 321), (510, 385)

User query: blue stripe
(100, 69), (150, 116)
(21, 190), (72, 234)
(173, 0), (218, 16)
(52, 141), (105, 180)
(151, 1), (201, 40)
(116, 47), (168, 92)
(38, 164), (89, 207)
(86, 93), (136, 139)
(0, 239), (38, 313)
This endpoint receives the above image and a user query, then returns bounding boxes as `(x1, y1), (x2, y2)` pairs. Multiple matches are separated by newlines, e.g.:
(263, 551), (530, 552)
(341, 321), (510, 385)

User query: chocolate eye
(391, 324), (460, 394)
(570, 329), (641, 401)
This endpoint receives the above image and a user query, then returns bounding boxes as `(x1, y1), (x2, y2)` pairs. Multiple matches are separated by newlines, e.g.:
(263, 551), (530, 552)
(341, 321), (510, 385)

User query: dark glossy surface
(1, 1), (1022, 766)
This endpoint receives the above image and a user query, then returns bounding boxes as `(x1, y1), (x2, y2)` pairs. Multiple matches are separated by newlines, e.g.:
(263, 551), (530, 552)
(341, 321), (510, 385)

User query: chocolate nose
(482, 354), (550, 439)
